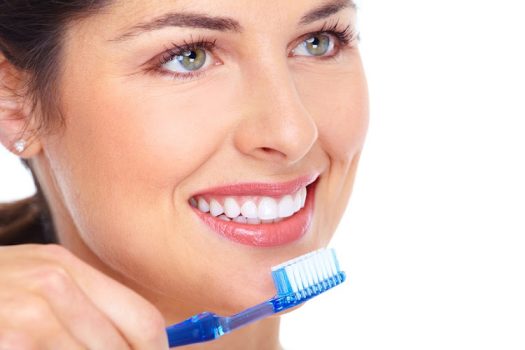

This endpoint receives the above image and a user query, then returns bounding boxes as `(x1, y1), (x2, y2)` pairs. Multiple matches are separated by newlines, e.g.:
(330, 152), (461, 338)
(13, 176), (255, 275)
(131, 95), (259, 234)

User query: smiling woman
(0, 0), (368, 349)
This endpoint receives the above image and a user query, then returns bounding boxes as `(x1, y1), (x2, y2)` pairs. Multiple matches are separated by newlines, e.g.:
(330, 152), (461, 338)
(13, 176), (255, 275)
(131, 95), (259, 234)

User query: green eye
(171, 48), (207, 71)
(292, 33), (337, 58)
(303, 35), (331, 56)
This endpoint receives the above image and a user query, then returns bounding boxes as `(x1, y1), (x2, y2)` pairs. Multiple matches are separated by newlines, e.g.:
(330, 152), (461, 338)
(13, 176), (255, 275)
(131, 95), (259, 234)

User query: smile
(188, 174), (319, 247)
(189, 185), (307, 224)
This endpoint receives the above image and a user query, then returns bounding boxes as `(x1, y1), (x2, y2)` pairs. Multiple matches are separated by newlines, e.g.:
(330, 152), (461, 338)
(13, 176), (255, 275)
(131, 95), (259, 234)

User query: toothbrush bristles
(271, 248), (345, 301)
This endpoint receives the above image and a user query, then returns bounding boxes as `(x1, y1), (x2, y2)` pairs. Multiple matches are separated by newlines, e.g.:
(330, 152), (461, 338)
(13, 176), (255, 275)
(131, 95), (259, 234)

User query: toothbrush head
(270, 248), (346, 312)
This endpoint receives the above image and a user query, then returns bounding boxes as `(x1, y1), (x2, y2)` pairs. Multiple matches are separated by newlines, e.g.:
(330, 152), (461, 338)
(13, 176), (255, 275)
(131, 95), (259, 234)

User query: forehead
(73, 0), (355, 39)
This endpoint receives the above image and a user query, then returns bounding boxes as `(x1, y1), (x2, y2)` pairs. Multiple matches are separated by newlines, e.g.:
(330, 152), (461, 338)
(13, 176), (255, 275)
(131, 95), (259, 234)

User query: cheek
(298, 67), (369, 162)
(93, 84), (234, 187)
(59, 74), (239, 194)
(50, 74), (239, 277)
(294, 59), (369, 241)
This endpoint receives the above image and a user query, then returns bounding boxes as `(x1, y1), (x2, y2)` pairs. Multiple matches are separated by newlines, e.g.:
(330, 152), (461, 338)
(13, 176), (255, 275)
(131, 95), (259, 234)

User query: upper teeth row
(189, 186), (307, 221)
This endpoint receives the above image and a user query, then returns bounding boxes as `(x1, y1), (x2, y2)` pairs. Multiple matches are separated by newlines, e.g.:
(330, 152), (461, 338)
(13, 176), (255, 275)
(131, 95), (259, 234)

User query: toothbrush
(165, 248), (346, 348)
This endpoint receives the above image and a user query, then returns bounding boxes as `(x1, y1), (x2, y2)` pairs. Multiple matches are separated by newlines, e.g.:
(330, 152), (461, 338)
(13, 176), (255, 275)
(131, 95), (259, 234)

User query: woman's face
(38, 0), (368, 317)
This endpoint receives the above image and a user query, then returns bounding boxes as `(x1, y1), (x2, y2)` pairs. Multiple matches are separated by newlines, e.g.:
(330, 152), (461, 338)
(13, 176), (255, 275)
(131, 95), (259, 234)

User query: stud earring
(14, 139), (26, 153)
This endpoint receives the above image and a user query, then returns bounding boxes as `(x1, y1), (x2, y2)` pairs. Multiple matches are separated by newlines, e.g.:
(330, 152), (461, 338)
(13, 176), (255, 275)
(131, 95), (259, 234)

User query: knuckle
(0, 329), (37, 350)
(31, 264), (72, 297)
(138, 310), (166, 343)
(5, 293), (51, 325)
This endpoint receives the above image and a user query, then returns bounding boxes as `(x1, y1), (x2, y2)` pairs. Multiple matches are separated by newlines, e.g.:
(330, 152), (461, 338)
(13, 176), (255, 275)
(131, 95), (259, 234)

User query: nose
(232, 58), (318, 166)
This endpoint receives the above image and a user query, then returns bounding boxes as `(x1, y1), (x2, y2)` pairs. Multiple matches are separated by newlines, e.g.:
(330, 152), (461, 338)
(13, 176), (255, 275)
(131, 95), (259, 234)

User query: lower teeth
(233, 216), (247, 223)
(216, 214), (284, 224)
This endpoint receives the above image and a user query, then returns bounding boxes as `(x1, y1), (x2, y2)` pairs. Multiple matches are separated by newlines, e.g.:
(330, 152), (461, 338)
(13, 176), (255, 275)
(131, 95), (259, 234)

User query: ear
(0, 54), (43, 158)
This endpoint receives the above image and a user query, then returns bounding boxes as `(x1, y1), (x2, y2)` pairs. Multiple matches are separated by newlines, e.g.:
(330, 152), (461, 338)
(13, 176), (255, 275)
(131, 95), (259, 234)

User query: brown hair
(0, 169), (55, 245)
(0, 0), (111, 245)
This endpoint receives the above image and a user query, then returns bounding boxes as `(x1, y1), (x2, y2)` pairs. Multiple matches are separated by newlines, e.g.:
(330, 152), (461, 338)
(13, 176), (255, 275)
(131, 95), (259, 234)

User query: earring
(14, 139), (26, 153)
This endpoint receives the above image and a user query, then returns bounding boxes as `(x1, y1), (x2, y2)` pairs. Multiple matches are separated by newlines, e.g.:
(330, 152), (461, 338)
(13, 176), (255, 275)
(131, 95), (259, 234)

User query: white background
(1, 0), (524, 349)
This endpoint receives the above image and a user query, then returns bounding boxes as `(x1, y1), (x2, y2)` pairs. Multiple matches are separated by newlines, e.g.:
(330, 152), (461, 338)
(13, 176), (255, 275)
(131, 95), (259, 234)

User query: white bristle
(329, 251), (338, 275)
(292, 264), (303, 292)
(307, 257), (320, 286)
(304, 260), (315, 288)
(285, 265), (298, 292)
(298, 261), (308, 289)
(319, 251), (331, 281)
(272, 248), (342, 296)
(297, 262), (308, 290)
(325, 251), (333, 276)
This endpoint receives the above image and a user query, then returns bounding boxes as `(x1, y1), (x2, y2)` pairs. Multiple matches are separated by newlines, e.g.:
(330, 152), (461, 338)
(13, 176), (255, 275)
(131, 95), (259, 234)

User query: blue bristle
(272, 268), (292, 295)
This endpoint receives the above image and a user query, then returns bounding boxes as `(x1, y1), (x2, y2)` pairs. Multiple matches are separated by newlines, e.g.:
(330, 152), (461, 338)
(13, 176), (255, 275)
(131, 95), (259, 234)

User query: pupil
(174, 48), (206, 71)
(306, 35), (329, 56)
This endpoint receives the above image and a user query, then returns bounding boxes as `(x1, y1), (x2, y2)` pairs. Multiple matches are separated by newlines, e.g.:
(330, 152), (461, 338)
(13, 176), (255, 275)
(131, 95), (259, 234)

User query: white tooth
(224, 197), (241, 218)
(197, 197), (210, 213)
(247, 217), (261, 224)
(241, 200), (258, 219)
(261, 219), (274, 224)
(278, 195), (295, 218)
(293, 192), (302, 212)
(189, 197), (197, 208)
(218, 214), (231, 221)
(233, 215), (248, 223)
(300, 187), (307, 208)
(209, 199), (224, 216)
(258, 197), (278, 220)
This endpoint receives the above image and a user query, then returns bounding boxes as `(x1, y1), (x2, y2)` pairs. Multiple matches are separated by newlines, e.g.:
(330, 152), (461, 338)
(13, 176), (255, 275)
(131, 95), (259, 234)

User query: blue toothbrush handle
(165, 301), (276, 348)
(166, 312), (224, 347)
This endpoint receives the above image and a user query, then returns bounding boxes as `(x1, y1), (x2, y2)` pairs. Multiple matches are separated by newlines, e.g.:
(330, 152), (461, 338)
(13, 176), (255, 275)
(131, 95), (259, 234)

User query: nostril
(260, 147), (286, 159)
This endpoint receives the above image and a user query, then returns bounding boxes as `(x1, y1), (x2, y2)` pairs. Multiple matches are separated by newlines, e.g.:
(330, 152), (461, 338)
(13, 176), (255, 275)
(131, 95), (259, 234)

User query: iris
(175, 48), (206, 71)
(304, 35), (331, 56)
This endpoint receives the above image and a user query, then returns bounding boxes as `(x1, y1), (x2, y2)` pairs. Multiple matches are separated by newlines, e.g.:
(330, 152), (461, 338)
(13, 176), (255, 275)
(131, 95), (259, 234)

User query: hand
(0, 244), (169, 350)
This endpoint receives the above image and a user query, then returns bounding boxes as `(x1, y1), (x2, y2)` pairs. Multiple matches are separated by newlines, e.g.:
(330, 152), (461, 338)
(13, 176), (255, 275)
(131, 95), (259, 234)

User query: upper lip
(190, 173), (319, 197)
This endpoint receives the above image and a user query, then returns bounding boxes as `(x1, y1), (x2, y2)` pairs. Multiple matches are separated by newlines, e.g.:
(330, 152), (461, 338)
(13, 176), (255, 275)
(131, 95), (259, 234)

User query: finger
(11, 244), (169, 350)
(0, 292), (84, 350)
(0, 328), (37, 350)
(0, 329), (78, 350)
(0, 254), (130, 350)
(11, 263), (131, 350)
(42, 328), (85, 350)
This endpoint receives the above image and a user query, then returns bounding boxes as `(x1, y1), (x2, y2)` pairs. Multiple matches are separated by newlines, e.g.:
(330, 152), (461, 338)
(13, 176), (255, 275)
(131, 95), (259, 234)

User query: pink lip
(190, 173), (319, 197)
(190, 176), (319, 247)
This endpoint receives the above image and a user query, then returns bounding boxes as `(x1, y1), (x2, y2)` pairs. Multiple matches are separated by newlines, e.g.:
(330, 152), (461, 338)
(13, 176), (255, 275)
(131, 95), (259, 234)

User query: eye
(294, 34), (335, 57)
(150, 22), (357, 81)
(291, 21), (357, 59)
(153, 38), (218, 80)
(162, 47), (211, 74)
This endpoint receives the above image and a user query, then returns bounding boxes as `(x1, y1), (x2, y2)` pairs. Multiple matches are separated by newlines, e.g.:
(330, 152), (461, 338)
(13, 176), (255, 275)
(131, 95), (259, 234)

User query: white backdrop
(1, 0), (524, 349)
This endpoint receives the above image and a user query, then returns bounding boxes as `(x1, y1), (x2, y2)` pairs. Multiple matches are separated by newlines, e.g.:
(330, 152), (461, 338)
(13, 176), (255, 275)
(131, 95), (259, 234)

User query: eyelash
(151, 20), (359, 81)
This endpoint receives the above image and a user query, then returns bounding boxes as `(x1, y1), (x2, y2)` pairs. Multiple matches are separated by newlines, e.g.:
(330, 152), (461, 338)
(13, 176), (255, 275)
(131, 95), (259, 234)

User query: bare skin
(0, 0), (368, 348)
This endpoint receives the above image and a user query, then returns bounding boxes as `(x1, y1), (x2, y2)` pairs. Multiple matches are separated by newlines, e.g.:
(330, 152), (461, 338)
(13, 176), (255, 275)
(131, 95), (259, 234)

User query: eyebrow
(299, 0), (356, 25)
(110, 0), (356, 42)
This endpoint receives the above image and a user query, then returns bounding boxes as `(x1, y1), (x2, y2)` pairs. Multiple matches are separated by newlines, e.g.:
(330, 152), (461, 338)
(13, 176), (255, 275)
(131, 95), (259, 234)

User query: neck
(176, 317), (282, 350)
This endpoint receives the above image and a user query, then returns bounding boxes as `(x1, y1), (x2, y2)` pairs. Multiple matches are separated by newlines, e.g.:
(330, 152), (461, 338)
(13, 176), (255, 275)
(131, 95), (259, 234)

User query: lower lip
(191, 180), (317, 247)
